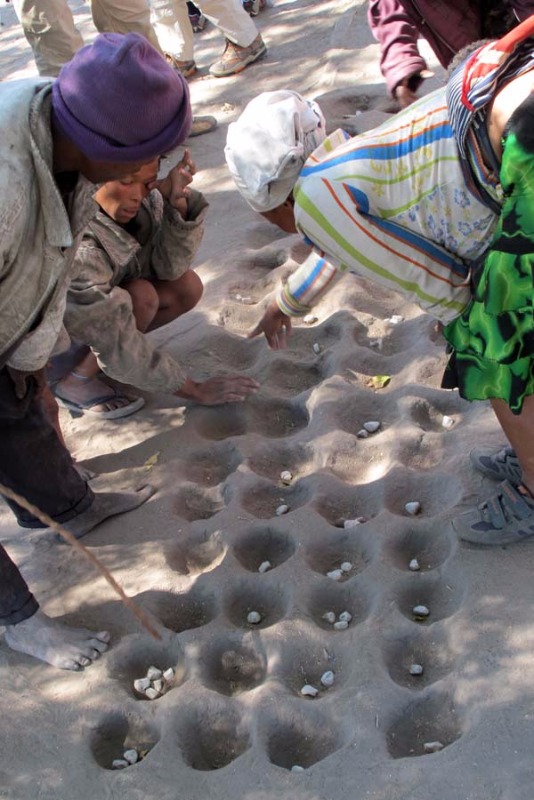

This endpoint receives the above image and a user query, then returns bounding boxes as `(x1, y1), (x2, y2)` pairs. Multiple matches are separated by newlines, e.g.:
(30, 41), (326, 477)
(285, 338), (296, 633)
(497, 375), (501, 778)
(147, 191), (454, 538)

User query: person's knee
(172, 270), (203, 314)
(125, 279), (160, 328)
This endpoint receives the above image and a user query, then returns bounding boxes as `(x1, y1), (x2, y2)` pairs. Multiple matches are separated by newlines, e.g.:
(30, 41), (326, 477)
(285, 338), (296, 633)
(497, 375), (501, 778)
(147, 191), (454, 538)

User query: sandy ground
(2, 2), (534, 798)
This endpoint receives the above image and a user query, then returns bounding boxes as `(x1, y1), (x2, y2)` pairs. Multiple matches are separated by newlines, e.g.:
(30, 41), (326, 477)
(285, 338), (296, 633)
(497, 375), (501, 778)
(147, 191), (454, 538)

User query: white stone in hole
(280, 470), (293, 484)
(320, 670), (335, 687)
(326, 569), (343, 581)
(275, 504), (289, 516)
(412, 604), (430, 618)
(344, 517), (365, 528)
(340, 561), (352, 573)
(441, 415), (454, 429)
(300, 684), (319, 697)
(146, 666), (162, 681)
(145, 687), (160, 700)
(247, 610), (262, 624)
(322, 611), (336, 624)
(338, 611), (352, 623)
(258, 560), (272, 574)
(303, 314), (318, 325)
(409, 664), (424, 676)
(363, 420), (380, 433)
(356, 429), (369, 439)
(312, 342), (321, 354)
(123, 749), (138, 765)
(291, 765), (305, 773)
(333, 620), (349, 630)
(153, 679), (164, 693)
(112, 759), (129, 770)
(423, 741), (444, 753)
(404, 501), (421, 515)
(408, 558), (420, 571)
(163, 667), (175, 682)
(133, 677), (150, 693)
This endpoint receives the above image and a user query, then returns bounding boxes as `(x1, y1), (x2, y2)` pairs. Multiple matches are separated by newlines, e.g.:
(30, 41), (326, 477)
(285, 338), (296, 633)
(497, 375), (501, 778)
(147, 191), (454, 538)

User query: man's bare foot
(56, 486), (156, 540)
(4, 610), (110, 670)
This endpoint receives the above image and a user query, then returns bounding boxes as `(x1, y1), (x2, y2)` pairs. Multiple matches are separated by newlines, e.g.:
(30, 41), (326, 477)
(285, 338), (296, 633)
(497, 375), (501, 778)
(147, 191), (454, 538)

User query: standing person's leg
(12, 0), (83, 76)
(150, 0), (196, 73)
(0, 543), (111, 670)
(0, 367), (154, 536)
(90, 0), (161, 51)
(196, 0), (266, 77)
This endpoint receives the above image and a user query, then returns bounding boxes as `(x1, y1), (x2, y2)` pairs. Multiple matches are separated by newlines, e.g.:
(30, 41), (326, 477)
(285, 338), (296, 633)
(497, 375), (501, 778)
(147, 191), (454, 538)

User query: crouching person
(54, 149), (258, 417)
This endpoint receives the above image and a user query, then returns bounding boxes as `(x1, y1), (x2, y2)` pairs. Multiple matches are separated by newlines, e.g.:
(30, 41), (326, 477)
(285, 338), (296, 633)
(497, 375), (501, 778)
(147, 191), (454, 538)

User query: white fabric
(150, 0), (257, 61)
(225, 90), (326, 212)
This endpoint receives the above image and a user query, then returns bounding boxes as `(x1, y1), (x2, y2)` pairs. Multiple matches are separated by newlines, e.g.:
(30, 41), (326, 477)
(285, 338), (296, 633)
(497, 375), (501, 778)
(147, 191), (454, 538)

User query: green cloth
(444, 124), (534, 414)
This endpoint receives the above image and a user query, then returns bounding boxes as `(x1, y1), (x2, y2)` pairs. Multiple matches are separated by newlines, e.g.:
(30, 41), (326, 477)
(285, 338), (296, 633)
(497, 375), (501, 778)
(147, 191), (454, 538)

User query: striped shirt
(277, 89), (499, 324)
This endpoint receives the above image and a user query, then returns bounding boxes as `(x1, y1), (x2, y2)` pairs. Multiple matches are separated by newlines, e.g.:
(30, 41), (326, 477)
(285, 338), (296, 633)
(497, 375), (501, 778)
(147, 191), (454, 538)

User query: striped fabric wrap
(280, 91), (498, 323)
(447, 15), (534, 211)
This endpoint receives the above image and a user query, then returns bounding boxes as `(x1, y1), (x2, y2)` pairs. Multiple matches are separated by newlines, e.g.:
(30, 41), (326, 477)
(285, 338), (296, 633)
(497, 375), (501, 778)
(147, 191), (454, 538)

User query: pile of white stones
(322, 610), (352, 630)
(326, 561), (352, 581)
(133, 665), (174, 700)
(112, 748), (144, 770)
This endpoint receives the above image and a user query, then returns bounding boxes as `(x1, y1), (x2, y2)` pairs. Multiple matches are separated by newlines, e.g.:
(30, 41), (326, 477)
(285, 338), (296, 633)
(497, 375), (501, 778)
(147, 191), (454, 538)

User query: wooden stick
(0, 481), (161, 640)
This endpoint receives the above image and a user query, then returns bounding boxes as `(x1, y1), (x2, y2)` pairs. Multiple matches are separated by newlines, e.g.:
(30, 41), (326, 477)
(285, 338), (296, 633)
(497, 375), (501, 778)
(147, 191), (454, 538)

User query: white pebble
(153, 679), (164, 693)
(356, 429), (369, 439)
(300, 684), (319, 697)
(145, 687), (160, 700)
(163, 667), (175, 682)
(409, 664), (424, 676)
(408, 558), (420, 572)
(258, 560), (272, 574)
(247, 611), (262, 624)
(441, 415), (454, 429)
(133, 677), (151, 693)
(344, 517), (365, 528)
(404, 501), (421, 516)
(340, 561), (352, 573)
(123, 749), (138, 765)
(413, 604), (430, 618)
(363, 420), (381, 433)
(333, 620), (349, 630)
(386, 315), (404, 325)
(303, 314), (318, 325)
(291, 765), (305, 773)
(275, 504), (289, 516)
(322, 611), (336, 624)
(424, 741), (444, 753)
(320, 670), (335, 687)
(326, 569), (343, 581)
(338, 611), (352, 623)
(112, 759), (129, 770)
(312, 342), (321, 354)
(146, 666), (162, 681)
(280, 470), (293, 484)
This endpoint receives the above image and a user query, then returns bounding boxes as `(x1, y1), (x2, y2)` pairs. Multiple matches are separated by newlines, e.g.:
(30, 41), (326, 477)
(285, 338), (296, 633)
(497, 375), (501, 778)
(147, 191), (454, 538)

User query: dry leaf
(367, 374), (391, 389)
(144, 452), (160, 470)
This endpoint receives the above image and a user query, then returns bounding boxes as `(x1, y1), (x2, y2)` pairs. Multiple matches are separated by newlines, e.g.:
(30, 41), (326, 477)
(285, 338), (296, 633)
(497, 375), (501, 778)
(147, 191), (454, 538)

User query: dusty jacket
(0, 79), (96, 370)
(368, 0), (534, 95)
(64, 189), (208, 393)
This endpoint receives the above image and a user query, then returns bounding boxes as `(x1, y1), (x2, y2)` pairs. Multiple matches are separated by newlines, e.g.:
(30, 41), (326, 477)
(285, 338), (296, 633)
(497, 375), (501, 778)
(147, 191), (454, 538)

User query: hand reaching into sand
(249, 300), (292, 349)
(157, 148), (196, 216)
(177, 375), (260, 405)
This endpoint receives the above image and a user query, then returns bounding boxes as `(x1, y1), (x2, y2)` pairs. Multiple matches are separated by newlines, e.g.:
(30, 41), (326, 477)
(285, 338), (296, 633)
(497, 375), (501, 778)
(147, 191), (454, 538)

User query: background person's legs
(12, 0), (83, 76)
(91, 0), (161, 50)
(151, 0), (194, 63)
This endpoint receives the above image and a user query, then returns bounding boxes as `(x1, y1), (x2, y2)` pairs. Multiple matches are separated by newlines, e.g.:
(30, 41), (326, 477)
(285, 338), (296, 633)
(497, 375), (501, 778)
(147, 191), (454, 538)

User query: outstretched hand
(177, 375), (260, 406)
(248, 300), (292, 350)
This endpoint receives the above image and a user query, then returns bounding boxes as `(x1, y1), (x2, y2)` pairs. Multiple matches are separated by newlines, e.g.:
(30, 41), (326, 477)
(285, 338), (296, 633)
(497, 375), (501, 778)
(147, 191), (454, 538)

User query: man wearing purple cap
(0, 32), (206, 670)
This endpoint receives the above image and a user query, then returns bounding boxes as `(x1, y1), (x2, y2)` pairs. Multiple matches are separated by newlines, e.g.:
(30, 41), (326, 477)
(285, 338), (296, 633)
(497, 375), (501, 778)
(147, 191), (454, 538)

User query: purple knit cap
(52, 32), (192, 162)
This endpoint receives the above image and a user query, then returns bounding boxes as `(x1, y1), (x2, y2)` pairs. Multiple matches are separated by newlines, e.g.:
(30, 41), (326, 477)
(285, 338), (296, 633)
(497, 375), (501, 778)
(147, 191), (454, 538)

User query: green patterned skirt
(443, 115), (534, 415)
